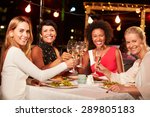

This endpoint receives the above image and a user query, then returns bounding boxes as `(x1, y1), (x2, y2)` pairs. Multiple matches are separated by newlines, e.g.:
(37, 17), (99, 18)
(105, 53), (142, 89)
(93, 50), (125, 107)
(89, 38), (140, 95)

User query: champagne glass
(67, 39), (77, 74)
(76, 41), (87, 68)
(92, 49), (101, 77)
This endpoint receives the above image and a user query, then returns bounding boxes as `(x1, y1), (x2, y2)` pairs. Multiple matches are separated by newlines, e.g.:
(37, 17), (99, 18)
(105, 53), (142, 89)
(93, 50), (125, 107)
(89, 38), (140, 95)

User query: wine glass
(92, 49), (101, 77)
(67, 39), (76, 54)
(76, 41), (87, 68)
(67, 39), (78, 74)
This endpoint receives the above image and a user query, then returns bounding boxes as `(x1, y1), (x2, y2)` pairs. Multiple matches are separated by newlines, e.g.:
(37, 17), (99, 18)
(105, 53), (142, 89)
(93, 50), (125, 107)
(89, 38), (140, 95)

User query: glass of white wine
(67, 39), (78, 74)
(76, 41), (87, 68)
(92, 49), (101, 77)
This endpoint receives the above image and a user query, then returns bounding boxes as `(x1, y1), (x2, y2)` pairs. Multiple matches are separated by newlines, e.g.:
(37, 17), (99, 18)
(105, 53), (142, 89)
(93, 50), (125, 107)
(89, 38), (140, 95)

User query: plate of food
(100, 81), (119, 89)
(43, 80), (78, 89)
(48, 75), (76, 82)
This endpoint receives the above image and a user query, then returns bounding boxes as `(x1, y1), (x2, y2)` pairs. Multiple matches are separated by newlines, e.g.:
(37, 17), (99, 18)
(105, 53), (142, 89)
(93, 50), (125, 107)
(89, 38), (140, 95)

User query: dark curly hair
(38, 20), (57, 34)
(85, 20), (114, 49)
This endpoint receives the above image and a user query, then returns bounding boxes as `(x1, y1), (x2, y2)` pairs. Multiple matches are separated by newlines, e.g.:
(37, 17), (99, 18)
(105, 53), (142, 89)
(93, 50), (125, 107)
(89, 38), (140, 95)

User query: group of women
(0, 15), (150, 100)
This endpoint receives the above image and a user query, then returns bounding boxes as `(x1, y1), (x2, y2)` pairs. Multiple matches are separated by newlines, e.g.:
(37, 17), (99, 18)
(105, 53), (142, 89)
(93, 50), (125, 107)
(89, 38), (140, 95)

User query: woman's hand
(65, 58), (76, 69)
(31, 79), (41, 86)
(27, 78), (41, 86)
(61, 52), (72, 62)
(108, 84), (141, 99)
(96, 64), (111, 79)
(108, 84), (127, 93)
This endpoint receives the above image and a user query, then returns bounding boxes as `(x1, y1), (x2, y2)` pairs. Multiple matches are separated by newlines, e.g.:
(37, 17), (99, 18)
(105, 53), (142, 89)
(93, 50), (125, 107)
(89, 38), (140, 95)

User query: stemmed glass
(76, 41), (87, 68)
(67, 39), (78, 74)
(92, 49), (101, 77)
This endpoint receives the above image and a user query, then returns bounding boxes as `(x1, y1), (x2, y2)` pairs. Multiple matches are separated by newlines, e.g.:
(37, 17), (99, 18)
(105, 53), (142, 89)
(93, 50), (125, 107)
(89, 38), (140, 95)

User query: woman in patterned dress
(31, 20), (72, 70)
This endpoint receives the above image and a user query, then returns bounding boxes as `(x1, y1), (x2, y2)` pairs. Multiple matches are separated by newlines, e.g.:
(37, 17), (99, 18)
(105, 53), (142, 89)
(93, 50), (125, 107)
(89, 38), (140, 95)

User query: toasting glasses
(67, 39), (78, 74)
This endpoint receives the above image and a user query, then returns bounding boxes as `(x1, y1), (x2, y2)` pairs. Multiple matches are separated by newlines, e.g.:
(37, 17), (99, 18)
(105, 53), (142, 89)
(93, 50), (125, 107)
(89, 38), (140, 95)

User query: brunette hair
(39, 20), (57, 34)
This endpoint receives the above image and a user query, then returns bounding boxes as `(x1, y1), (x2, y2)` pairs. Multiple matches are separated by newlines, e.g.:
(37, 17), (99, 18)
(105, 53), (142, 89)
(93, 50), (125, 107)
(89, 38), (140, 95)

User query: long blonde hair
(0, 16), (33, 79)
(3, 16), (33, 55)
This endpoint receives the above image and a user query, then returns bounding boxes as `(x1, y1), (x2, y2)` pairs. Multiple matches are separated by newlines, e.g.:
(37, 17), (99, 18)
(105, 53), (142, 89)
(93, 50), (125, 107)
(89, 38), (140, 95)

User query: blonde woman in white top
(0, 16), (74, 99)
(97, 26), (150, 99)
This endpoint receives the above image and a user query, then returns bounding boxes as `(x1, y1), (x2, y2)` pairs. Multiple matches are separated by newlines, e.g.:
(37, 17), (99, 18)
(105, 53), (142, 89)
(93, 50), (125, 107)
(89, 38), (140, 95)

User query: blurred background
(0, 0), (150, 50)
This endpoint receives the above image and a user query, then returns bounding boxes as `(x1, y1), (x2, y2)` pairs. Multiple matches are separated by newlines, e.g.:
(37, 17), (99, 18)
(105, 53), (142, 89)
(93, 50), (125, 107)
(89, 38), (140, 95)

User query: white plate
(41, 81), (78, 89)
(43, 83), (78, 89)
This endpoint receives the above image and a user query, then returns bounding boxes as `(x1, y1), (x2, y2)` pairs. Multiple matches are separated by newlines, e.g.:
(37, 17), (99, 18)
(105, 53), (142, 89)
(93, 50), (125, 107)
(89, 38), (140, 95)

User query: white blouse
(1, 46), (67, 99)
(110, 51), (150, 99)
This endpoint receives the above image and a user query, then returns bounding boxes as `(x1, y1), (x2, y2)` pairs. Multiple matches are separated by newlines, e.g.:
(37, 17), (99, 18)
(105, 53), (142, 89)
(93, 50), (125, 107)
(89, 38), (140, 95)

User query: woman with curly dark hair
(79, 20), (124, 80)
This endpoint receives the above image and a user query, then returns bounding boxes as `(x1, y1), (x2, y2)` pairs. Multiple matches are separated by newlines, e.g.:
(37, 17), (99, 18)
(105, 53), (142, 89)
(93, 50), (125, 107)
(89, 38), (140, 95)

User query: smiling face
(41, 25), (57, 44)
(125, 33), (144, 56)
(92, 28), (105, 48)
(10, 21), (30, 47)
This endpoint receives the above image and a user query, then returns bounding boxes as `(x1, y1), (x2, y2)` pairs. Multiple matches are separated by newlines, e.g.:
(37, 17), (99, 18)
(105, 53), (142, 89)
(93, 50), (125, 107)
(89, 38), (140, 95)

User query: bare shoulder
(31, 45), (42, 53)
(115, 47), (121, 54)
(31, 45), (43, 58)
(53, 46), (60, 56)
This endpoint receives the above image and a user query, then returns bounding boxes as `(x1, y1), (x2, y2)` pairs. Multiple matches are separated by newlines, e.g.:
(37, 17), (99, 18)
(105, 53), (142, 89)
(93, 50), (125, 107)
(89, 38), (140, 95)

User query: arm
(136, 53), (150, 99)
(77, 51), (91, 75)
(31, 46), (62, 69)
(31, 46), (71, 70)
(13, 47), (68, 81)
(26, 77), (40, 86)
(109, 84), (141, 99)
(115, 48), (124, 72)
(54, 48), (72, 62)
(97, 60), (140, 84)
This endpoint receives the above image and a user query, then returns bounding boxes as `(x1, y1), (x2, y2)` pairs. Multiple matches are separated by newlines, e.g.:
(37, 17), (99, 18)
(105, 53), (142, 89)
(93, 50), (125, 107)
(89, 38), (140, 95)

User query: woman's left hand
(96, 64), (111, 79)
(61, 52), (72, 61)
(27, 78), (41, 86)
(108, 84), (126, 93)
(31, 79), (41, 86)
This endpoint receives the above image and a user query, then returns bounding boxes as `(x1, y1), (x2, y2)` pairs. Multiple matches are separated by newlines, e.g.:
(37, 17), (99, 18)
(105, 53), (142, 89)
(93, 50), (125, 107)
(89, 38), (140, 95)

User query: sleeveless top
(89, 46), (118, 77)
(38, 40), (57, 65)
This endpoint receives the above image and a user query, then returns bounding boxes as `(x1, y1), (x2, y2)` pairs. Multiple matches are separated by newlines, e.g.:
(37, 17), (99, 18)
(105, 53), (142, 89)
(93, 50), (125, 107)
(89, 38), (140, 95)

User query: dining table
(25, 80), (134, 100)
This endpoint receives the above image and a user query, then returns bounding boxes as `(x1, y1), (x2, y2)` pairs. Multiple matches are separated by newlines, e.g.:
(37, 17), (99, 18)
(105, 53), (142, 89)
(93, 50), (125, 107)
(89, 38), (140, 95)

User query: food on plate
(49, 80), (73, 87)
(50, 75), (76, 82)
(102, 81), (118, 88)
(49, 81), (61, 87)
(50, 75), (64, 81)
(61, 80), (73, 86)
